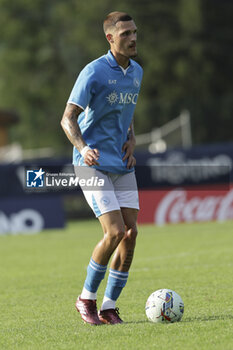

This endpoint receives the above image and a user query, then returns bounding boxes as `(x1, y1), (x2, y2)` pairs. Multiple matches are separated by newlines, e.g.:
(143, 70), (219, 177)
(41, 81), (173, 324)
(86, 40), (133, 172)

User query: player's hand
(84, 148), (100, 166)
(126, 155), (136, 169)
(122, 138), (136, 168)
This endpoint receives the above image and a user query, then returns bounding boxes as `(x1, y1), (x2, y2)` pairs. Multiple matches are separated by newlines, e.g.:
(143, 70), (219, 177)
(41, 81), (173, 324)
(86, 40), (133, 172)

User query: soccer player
(61, 11), (143, 325)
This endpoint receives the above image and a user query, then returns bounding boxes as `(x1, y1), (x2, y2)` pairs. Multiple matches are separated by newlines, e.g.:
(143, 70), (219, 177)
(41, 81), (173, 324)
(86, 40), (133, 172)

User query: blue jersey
(68, 50), (143, 174)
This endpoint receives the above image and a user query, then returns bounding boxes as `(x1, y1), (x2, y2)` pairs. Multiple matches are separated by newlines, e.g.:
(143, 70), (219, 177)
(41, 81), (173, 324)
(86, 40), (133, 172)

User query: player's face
(112, 20), (137, 58)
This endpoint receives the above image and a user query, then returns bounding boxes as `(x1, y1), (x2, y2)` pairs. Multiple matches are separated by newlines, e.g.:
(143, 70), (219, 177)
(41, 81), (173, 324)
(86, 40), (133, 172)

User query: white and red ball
(145, 289), (184, 323)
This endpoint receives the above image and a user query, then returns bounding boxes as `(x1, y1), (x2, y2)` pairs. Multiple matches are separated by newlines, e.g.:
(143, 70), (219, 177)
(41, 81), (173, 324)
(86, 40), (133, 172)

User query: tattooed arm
(61, 103), (99, 166)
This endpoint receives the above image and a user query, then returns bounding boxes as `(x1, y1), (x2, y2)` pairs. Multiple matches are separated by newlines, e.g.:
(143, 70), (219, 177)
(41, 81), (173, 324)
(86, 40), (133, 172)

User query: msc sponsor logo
(106, 91), (139, 106)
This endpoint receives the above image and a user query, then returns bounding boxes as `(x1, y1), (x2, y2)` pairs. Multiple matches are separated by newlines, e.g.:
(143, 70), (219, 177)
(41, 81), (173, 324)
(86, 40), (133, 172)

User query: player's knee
(126, 226), (138, 244)
(109, 228), (125, 245)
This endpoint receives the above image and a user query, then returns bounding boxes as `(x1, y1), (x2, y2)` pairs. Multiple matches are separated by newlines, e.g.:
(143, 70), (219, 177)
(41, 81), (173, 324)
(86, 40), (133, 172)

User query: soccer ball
(145, 289), (184, 323)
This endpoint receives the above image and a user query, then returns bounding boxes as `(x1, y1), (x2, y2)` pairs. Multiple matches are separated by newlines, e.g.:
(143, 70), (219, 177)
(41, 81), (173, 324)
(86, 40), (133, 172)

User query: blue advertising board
(0, 196), (65, 234)
(0, 142), (233, 233)
(135, 142), (233, 188)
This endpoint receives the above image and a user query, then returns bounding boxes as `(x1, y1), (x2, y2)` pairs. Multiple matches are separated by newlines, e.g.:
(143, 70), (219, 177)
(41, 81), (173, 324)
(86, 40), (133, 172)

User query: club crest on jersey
(106, 91), (139, 105)
(133, 77), (140, 87)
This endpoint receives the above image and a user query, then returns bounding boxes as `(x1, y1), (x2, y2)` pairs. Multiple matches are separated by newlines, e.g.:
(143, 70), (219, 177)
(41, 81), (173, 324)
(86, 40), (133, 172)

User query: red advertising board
(138, 185), (233, 225)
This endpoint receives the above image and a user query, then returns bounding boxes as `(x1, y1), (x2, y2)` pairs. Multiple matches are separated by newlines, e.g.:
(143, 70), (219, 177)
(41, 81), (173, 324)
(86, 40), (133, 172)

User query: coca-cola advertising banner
(138, 185), (233, 225)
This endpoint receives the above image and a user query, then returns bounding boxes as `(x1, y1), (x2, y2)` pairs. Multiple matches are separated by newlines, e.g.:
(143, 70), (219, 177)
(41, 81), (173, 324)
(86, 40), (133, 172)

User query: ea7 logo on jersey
(106, 91), (139, 105)
(108, 79), (117, 84)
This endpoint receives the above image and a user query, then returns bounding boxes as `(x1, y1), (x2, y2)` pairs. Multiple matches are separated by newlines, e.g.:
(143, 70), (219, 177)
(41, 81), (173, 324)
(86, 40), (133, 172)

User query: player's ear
(106, 33), (114, 44)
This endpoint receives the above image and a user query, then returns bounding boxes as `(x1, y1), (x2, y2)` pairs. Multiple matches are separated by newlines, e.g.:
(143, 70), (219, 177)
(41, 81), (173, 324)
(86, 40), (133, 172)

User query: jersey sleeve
(67, 64), (96, 110)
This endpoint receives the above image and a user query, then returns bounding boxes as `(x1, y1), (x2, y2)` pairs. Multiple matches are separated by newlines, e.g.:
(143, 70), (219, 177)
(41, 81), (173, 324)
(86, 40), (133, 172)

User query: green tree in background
(130, 0), (233, 143)
(0, 0), (232, 151)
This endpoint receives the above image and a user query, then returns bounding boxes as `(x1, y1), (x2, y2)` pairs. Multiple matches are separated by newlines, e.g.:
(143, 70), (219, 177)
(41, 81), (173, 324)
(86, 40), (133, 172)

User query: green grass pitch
(0, 220), (233, 350)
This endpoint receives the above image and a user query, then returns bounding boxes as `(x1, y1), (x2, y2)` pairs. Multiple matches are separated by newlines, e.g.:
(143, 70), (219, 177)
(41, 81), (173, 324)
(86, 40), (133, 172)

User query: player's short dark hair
(103, 11), (133, 34)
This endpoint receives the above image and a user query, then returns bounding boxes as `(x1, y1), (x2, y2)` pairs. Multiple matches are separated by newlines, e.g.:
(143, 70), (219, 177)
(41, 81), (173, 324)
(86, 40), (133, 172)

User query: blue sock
(104, 269), (129, 301)
(84, 258), (107, 293)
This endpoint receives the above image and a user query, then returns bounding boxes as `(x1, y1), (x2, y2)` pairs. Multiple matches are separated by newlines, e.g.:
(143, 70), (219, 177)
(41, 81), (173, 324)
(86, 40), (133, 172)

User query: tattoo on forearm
(61, 105), (85, 151)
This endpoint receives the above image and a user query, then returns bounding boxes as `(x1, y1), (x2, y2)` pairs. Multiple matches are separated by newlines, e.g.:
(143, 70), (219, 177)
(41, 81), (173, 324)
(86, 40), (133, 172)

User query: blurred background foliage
(0, 0), (232, 152)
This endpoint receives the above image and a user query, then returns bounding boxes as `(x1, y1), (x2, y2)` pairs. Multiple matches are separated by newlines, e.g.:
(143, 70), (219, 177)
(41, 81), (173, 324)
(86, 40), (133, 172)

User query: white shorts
(74, 166), (139, 217)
